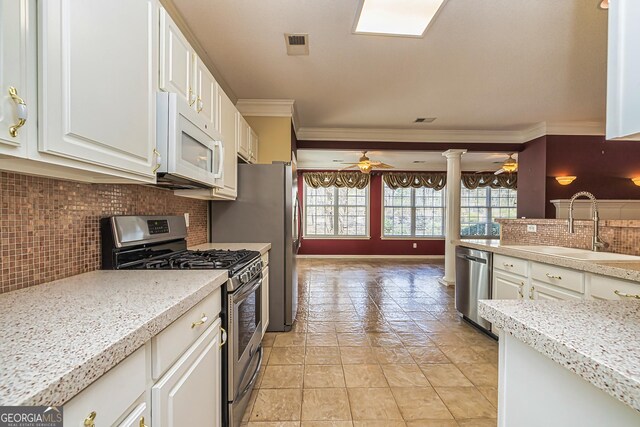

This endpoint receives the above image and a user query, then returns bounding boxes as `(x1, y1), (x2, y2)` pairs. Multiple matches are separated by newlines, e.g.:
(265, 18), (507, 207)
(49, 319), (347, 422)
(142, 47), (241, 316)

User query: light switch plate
(184, 213), (190, 227)
(527, 224), (537, 232)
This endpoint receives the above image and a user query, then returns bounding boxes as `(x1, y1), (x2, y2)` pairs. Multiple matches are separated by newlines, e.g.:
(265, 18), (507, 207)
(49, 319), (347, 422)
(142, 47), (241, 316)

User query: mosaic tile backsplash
(0, 172), (208, 294)
(498, 219), (640, 256)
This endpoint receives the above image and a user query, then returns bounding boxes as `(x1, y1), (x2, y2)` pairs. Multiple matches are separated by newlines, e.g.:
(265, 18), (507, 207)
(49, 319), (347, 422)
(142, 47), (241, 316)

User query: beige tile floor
(242, 259), (499, 427)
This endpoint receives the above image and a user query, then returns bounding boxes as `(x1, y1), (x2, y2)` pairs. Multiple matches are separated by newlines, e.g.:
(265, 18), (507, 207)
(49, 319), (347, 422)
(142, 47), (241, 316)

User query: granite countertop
(479, 299), (640, 412)
(0, 270), (228, 406)
(190, 242), (272, 255)
(457, 239), (640, 283)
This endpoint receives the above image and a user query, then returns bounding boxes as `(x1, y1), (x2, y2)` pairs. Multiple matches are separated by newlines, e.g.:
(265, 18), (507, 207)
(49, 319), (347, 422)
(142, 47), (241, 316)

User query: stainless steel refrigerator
(210, 161), (300, 332)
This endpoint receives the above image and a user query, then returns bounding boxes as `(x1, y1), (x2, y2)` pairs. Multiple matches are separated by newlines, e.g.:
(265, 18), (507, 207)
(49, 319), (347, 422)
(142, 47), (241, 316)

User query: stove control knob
(241, 272), (249, 283)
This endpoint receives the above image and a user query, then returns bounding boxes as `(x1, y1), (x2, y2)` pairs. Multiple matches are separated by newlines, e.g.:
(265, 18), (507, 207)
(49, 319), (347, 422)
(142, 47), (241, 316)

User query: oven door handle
(236, 346), (263, 401)
(234, 277), (263, 303)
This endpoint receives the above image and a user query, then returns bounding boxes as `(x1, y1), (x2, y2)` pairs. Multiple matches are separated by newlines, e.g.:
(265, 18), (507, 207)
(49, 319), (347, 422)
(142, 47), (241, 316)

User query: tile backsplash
(498, 219), (640, 256)
(0, 172), (208, 294)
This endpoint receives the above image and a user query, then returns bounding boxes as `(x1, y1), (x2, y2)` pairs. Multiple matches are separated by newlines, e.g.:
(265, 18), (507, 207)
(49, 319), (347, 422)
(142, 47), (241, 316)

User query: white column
(439, 149), (466, 287)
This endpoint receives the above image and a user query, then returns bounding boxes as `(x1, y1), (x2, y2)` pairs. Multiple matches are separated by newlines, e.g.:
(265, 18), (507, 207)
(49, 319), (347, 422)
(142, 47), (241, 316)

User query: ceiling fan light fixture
(501, 154), (518, 173)
(599, 0), (609, 10)
(354, 0), (446, 37)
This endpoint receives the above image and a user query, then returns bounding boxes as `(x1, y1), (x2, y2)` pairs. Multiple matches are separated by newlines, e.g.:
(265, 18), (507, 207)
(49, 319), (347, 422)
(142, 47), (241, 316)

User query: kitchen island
(480, 299), (640, 427)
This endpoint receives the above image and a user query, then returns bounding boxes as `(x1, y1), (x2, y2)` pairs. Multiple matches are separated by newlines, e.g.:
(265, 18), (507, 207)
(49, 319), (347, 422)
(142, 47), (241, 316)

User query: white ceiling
(171, 0), (608, 133)
(297, 150), (517, 172)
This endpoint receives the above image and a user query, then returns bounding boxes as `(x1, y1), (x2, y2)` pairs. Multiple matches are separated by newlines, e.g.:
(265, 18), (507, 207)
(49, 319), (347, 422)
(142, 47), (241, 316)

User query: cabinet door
(159, 8), (194, 105)
(493, 271), (526, 300)
(117, 400), (149, 427)
(262, 266), (270, 336)
(39, 0), (158, 181)
(250, 129), (259, 163)
(531, 281), (582, 301)
(236, 113), (250, 160)
(214, 90), (238, 198)
(152, 319), (222, 427)
(606, 0), (640, 140)
(0, 0), (34, 157)
(195, 58), (219, 135)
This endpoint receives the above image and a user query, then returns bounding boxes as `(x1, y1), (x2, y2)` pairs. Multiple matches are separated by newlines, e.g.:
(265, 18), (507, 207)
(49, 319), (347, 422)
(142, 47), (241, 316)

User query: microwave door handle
(213, 140), (224, 179)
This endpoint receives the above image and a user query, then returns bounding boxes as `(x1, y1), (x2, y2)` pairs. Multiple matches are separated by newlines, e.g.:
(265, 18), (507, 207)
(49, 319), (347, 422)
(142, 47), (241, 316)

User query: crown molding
(235, 99), (300, 132)
(545, 121), (606, 136)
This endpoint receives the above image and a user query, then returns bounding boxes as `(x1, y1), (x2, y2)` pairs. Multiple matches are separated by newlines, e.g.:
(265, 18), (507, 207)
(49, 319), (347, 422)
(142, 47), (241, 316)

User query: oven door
(228, 275), (263, 402)
(157, 93), (223, 188)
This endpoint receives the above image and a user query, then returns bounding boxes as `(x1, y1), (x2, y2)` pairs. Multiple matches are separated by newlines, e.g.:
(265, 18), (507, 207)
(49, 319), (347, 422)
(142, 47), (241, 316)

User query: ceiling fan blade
(494, 168), (505, 175)
(340, 163), (359, 166)
(375, 163), (395, 169)
(339, 165), (359, 171)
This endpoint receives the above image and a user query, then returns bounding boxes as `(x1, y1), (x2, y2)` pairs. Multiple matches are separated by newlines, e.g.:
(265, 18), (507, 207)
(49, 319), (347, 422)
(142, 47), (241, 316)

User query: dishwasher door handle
(463, 255), (487, 264)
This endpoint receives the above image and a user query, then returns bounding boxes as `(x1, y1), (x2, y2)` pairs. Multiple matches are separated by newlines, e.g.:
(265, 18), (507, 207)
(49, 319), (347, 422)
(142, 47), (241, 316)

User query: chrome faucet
(568, 191), (609, 252)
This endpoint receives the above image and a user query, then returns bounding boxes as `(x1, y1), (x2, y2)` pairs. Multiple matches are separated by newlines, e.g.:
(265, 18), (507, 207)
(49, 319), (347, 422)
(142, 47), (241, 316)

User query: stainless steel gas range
(101, 215), (263, 427)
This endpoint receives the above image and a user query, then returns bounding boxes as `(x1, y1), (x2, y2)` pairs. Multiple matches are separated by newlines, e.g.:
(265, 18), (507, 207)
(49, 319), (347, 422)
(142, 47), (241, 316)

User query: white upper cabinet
(159, 8), (195, 106)
(250, 129), (259, 164)
(215, 90), (238, 197)
(37, 0), (158, 181)
(0, 0), (35, 158)
(195, 58), (219, 135)
(237, 114), (251, 161)
(606, 0), (640, 140)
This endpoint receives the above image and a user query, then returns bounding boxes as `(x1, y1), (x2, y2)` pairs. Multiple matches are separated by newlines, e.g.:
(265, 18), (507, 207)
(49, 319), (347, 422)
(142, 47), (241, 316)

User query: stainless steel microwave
(155, 92), (224, 189)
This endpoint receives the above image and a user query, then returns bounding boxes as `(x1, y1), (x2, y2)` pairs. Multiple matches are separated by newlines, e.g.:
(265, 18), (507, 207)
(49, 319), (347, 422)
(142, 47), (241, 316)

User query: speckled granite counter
(479, 299), (640, 412)
(0, 270), (227, 406)
(457, 239), (640, 283)
(190, 242), (271, 255)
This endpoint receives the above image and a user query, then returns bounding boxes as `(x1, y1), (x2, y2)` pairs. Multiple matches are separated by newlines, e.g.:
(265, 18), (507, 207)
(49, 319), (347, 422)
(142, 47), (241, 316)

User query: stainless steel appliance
(156, 92), (224, 189)
(101, 215), (263, 427)
(455, 246), (494, 336)
(210, 160), (300, 332)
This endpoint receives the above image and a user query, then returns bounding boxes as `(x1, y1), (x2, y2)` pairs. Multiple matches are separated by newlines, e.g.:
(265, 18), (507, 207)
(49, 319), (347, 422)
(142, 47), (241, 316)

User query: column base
(438, 277), (455, 287)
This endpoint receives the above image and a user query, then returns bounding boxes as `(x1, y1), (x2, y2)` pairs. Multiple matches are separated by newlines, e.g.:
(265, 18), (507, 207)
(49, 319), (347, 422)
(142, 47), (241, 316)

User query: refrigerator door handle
(295, 195), (302, 250)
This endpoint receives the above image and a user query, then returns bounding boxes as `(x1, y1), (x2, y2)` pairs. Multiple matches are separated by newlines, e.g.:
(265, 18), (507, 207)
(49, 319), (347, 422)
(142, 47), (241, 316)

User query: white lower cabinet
(63, 347), (147, 427)
(530, 281), (582, 301)
(152, 318), (222, 427)
(117, 399), (149, 427)
(262, 265), (270, 336)
(587, 273), (640, 301)
(493, 271), (526, 300)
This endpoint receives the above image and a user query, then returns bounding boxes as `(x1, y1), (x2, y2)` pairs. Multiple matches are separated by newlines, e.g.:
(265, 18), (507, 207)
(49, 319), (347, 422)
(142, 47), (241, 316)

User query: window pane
(460, 184), (517, 237)
(382, 183), (445, 237)
(304, 181), (369, 237)
(383, 207), (412, 236)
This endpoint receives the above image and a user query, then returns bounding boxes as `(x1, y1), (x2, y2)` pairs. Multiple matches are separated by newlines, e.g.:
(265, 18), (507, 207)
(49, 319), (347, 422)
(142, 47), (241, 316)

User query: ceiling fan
(341, 151), (394, 174)
(494, 153), (518, 175)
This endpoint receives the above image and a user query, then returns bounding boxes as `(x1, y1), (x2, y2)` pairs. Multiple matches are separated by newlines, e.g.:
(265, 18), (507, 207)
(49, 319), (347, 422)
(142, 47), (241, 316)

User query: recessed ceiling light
(354, 0), (447, 37)
(414, 117), (436, 123)
(413, 160), (427, 163)
(332, 159), (344, 162)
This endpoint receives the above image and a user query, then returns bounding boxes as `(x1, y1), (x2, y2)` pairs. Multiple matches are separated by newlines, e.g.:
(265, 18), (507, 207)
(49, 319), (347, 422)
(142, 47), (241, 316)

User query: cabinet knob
(83, 411), (96, 427)
(8, 86), (27, 138)
(139, 416), (148, 427)
(191, 313), (208, 328)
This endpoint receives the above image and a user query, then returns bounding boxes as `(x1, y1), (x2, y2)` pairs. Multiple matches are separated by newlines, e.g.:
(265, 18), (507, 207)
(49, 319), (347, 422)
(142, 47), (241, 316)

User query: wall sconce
(632, 177), (640, 187)
(555, 176), (577, 186)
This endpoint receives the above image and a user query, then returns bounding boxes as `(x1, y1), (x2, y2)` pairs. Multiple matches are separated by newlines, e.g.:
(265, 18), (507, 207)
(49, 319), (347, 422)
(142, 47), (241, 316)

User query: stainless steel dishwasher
(455, 246), (494, 336)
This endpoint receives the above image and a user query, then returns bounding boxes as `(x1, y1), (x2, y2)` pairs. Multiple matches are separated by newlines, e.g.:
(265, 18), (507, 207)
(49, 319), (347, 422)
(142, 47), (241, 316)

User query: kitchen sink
(503, 245), (640, 262)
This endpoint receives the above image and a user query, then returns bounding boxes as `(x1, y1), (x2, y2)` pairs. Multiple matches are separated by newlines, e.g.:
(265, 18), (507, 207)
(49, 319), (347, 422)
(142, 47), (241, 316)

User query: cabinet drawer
(261, 251), (269, 267)
(64, 346), (146, 427)
(531, 281), (583, 301)
(494, 255), (528, 277)
(531, 262), (584, 293)
(152, 287), (221, 379)
(589, 274), (640, 300)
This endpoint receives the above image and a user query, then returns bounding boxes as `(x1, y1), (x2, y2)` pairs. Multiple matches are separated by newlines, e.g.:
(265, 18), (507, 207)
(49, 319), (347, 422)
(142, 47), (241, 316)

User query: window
(382, 183), (445, 237)
(304, 183), (369, 237)
(460, 185), (517, 237)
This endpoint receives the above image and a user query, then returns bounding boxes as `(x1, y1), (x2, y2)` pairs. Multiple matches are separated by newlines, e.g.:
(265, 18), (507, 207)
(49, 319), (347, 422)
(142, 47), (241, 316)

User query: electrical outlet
(184, 213), (190, 227)
(413, 243), (418, 249)
(527, 224), (537, 232)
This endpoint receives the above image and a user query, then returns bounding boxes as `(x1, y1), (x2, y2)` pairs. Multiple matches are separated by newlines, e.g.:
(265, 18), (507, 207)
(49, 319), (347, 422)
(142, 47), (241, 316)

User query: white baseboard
(296, 254), (445, 260)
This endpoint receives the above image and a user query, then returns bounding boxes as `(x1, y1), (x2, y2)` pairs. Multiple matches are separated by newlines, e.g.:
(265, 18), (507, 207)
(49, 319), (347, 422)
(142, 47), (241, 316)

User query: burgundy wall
(517, 135), (640, 218)
(517, 136), (547, 218)
(297, 172), (446, 256)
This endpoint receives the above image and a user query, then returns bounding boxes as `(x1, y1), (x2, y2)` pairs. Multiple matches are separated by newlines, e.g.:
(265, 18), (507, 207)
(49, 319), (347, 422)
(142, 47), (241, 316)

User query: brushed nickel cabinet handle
(153, 148), (161, 173)
(545, 273), (562, 280)
(614, 290), (640, 299)
(191, 313), (208, 328)
(220, 327), (227, 348)
(8, 86), (27, 137)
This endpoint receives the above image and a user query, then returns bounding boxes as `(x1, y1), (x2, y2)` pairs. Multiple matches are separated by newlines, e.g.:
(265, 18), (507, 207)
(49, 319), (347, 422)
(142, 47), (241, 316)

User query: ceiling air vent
(414, 117), (437, 123)
(285, 33), (309, 56)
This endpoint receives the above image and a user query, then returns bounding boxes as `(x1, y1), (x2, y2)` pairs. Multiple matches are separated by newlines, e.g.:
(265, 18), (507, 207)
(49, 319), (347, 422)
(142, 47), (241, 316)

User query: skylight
(354, 0), (446, 37)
